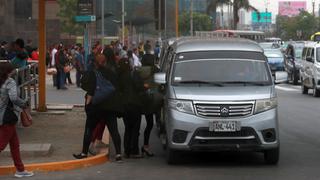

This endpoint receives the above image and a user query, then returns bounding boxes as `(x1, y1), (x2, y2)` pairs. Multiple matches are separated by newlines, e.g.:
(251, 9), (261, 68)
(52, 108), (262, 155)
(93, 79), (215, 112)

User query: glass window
(172, 59), (272, 86)
(317, 48), (320, 62)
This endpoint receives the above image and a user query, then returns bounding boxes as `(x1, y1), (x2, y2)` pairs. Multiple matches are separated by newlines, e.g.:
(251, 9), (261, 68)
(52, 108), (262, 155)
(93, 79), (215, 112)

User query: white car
(300, 42), (320, 97)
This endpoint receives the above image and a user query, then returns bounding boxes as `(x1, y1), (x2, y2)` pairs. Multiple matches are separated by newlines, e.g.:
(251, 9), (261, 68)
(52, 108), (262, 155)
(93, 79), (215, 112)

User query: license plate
(209, 121), (238, 132)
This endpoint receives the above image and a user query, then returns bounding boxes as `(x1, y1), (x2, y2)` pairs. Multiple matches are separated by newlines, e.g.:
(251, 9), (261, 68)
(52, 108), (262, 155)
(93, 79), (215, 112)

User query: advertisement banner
(252, 12), (272, 23)
(278, 1), (306, 17)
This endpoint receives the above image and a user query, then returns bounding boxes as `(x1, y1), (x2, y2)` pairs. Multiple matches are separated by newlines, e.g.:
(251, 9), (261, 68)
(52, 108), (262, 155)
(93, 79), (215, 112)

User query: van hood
(172, 85), (273, 101)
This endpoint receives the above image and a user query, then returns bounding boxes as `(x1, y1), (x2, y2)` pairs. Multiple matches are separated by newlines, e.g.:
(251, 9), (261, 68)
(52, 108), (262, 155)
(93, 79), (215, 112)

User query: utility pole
(159, 0), (162, 39)
(313, 0), (315, 17)
(164, 0), (167, 39)
(175, 0), (179, 37)
(190, 0), (193, 36)
(122, 0), (125, 45)
(38, 0), (46, 112)
(102, 0), (104, 44)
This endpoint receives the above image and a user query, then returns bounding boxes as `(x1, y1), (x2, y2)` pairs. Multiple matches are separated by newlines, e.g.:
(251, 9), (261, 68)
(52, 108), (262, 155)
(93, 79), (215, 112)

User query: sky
(247, 0), (320, 23)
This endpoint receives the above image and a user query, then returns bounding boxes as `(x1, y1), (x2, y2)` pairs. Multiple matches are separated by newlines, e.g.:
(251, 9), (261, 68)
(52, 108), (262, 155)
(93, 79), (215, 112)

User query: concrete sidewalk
(0, 107), (109, 168)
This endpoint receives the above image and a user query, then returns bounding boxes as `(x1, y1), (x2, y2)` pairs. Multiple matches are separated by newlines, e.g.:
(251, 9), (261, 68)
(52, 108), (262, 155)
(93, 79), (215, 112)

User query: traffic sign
(75, 15), (96, 22)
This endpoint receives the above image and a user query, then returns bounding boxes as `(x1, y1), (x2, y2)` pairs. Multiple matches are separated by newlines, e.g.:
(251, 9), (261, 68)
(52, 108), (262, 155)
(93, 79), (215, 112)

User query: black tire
(166, 147), (179, 165)
(313, 84), (320, 97)
(301, 81), (308, 94)
(264, 147), (279, 165)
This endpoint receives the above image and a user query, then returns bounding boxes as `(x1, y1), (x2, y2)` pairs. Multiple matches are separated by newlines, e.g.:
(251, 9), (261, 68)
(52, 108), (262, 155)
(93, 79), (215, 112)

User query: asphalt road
(3, 83), (320, 180)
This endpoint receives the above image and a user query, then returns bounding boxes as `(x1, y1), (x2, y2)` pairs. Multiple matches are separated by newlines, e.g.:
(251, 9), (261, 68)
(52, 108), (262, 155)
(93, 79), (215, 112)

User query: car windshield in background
(264, 49), (283, 58)
(172, 59), (271, 86)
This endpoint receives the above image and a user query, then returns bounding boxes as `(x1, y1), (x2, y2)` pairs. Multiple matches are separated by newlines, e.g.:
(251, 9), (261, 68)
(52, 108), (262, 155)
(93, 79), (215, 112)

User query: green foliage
(57, 0), (83, 36)
(276, 11), (319, 40)
(179, 11), (213, 36)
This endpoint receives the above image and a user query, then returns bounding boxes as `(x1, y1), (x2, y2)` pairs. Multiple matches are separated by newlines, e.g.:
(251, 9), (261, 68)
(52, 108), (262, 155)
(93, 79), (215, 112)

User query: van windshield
(172, 59), (272, 86)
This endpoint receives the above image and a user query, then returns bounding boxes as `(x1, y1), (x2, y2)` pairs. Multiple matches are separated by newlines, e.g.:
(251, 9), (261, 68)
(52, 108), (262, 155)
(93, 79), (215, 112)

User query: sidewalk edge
(0, 153), (108, 176)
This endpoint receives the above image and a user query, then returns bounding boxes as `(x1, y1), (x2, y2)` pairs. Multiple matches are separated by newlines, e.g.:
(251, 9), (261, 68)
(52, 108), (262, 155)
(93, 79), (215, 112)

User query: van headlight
(254, 98), (277, 114)
(168, 99), (195, 114)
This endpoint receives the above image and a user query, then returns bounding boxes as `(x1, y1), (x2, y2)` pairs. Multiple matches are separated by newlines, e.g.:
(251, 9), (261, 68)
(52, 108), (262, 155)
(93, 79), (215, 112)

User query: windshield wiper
(178, 80), (224, 87)
(221, 81), (270, 86)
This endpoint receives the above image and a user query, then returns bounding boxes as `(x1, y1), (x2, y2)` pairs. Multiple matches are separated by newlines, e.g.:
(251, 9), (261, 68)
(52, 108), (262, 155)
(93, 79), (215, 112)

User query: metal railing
(0, 60), (39, 109)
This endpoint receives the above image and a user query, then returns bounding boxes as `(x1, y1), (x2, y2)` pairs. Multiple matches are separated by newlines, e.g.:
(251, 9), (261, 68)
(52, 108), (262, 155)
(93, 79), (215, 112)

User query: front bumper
(166, 108), (279, 152)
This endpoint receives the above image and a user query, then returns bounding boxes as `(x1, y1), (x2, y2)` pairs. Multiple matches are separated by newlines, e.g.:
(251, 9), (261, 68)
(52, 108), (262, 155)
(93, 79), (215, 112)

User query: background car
(264, 48), (285, 77)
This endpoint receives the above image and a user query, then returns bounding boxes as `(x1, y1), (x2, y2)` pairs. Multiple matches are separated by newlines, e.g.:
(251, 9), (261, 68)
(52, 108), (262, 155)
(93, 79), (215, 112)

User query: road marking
(275, 85), (300, 92)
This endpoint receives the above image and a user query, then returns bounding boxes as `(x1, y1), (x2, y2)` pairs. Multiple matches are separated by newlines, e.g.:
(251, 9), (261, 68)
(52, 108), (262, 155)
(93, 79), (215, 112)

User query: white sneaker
(14, 170), (34, 178)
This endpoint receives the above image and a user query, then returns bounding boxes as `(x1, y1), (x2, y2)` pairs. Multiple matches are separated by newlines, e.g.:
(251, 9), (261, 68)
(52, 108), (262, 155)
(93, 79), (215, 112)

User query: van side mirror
(154, 73), (166, 84)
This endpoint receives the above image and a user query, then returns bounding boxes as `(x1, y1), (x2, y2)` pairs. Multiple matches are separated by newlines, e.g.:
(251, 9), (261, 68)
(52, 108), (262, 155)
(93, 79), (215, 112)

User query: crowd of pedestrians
(0, 37), (162, 177)
(72, 40), (162, 162)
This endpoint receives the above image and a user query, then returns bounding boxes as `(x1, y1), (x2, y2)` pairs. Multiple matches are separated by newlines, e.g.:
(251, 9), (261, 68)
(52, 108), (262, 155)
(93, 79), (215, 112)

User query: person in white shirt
(128, 49), (141, 70)
(50, 44), (58, 87)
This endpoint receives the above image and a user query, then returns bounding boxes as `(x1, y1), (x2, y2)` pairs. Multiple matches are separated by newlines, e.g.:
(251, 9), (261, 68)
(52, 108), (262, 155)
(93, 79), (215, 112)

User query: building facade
(0, 0), (61, 45)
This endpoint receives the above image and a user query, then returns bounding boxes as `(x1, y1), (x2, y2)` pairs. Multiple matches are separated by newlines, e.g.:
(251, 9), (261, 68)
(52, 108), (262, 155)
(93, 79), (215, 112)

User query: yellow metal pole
(38, 0), (47, 112)
(176, 0), (179, 37)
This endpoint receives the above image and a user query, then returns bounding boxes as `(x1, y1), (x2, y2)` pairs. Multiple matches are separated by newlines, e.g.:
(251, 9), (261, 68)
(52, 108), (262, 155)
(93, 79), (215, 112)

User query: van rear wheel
(301, 82), (308, 94)
(313, 85), (320, 97)
(264, 147), (279, 165)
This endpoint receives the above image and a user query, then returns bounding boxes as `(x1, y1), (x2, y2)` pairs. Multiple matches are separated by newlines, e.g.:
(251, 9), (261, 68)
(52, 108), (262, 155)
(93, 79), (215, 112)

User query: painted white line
(275, 85), (300, 92)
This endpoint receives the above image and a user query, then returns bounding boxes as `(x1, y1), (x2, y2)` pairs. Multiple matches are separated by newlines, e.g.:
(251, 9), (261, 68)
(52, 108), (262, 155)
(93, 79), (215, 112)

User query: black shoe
(141, 147), (154, 157)
(115, 155), (123, 163)
(73, 153), (87, 159)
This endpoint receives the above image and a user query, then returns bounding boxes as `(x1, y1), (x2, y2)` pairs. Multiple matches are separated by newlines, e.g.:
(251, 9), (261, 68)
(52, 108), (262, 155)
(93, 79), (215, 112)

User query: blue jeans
(76, 70), (82, 87)
(58, 69), (66, 89)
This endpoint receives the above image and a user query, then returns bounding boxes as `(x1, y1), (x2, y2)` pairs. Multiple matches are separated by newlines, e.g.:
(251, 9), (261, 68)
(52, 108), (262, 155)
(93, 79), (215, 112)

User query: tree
(232, 0), (259, 30)
(179, 11), (213, 36)
(57, 0), (83, 36)
(276, 11), (318, 40)
(207, 0), (230, 30)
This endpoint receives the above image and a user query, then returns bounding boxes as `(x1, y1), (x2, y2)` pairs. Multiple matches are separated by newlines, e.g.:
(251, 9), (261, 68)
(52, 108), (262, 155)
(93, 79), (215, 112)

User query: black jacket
(118, 70), (144, 110)
(81, 66), (122, 113)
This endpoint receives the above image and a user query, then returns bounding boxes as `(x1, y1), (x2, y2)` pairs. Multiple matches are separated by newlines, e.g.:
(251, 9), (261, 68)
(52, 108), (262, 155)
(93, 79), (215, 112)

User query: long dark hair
(0, 62), (15, 87)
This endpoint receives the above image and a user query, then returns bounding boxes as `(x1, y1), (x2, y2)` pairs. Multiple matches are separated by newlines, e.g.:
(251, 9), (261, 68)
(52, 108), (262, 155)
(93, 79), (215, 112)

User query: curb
(0, 153), (108, 176)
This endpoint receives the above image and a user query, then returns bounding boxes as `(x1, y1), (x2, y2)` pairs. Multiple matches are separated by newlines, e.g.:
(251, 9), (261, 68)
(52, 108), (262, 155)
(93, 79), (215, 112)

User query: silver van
(155, 38), (279, 164)
(300, 42), (320, 97)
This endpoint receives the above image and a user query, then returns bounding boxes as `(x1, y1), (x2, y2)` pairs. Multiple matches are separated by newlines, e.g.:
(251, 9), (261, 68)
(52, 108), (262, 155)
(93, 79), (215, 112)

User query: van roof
(172, 38), (263, 53)
(304, 41), (320, 48)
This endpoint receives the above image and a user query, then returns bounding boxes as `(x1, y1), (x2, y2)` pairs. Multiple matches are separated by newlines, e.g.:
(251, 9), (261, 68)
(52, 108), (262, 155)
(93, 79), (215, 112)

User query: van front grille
(195, 103), (254, 118)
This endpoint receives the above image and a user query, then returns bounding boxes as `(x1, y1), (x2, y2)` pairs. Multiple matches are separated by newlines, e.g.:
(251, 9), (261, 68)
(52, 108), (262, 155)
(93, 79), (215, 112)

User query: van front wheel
(264, 147), (279, 165)
(166, 147), (179, 165)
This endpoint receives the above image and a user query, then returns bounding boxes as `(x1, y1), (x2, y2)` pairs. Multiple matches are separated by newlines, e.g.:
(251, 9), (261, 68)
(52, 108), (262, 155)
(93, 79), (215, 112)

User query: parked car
(300, 42), (320, 97)
(154, 38), (280, 165)
(264, 49), (285, 80)
(284, 41), (305, 85)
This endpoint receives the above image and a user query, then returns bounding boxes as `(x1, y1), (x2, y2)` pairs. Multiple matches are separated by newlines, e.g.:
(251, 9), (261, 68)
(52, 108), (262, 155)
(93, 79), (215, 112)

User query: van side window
(311, 48), (315, 62)
(302, 47), (307, 60)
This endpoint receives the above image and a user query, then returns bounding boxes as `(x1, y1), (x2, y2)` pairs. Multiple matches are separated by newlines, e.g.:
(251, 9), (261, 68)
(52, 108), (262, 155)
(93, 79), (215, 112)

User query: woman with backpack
(0, 63), (34, 178)
(73, 54), (123, 162)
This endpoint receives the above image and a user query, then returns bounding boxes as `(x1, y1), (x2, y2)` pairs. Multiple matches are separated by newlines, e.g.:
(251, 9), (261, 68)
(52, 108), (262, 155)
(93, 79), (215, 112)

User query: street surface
(2, 83), (318, 180)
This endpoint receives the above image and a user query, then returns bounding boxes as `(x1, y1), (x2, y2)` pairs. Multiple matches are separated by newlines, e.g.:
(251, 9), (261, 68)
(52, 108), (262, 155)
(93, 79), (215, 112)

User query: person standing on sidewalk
(74, 46), (85, 88)
(0, 63), (34, 178)
(74, 54), (123, 162)
(118, 58), (144, 158)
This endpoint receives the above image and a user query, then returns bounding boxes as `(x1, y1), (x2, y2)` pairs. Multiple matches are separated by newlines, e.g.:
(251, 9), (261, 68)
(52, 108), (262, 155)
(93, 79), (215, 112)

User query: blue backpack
(92, 71), (115, 105)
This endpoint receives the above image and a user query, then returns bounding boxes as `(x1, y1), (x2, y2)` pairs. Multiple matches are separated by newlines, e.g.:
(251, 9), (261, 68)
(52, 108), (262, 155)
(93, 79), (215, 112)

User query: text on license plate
(210, 121), (238, 132)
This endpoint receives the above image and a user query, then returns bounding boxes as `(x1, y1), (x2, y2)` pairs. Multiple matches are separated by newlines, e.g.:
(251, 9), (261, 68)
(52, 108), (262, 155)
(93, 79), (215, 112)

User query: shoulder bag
(91, 71), (115, 105)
